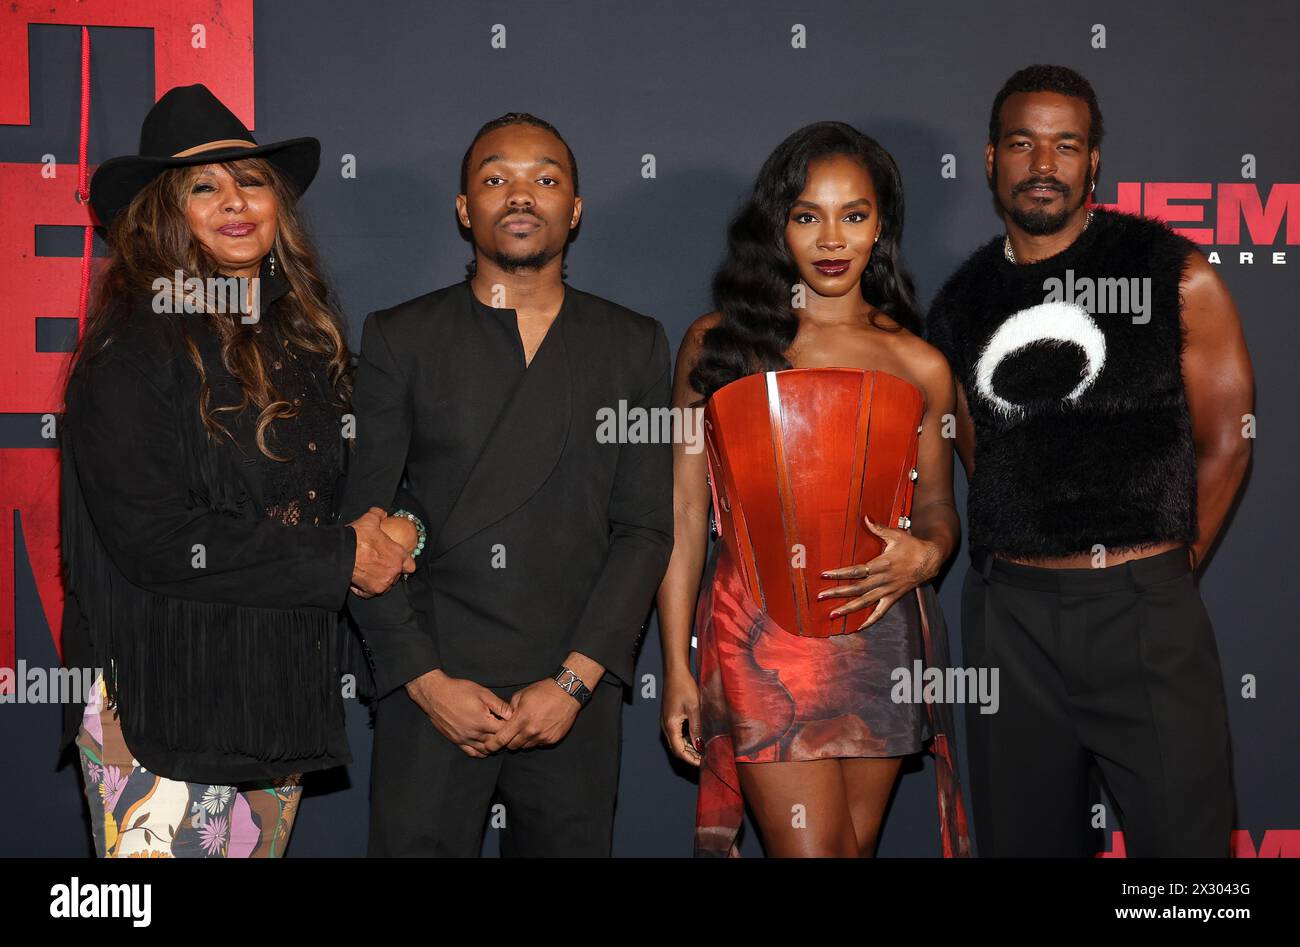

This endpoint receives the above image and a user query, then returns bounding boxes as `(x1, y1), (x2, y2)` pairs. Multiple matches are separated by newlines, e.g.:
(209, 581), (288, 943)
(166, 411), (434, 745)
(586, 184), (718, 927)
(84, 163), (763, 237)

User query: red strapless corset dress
(693, 368), (971, 857)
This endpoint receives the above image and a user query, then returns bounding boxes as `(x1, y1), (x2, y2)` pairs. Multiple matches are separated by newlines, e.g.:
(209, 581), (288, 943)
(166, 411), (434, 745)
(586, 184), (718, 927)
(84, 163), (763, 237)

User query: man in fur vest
(927, 65), (1252, 857)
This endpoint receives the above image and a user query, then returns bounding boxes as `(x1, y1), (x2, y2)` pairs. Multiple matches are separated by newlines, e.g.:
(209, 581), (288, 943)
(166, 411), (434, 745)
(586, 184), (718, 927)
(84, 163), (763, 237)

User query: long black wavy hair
(690, 121), (921, 400)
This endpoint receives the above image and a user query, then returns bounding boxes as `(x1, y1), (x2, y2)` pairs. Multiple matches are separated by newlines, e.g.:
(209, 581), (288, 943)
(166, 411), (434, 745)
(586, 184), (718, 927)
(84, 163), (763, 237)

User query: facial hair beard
(490, 218), (559, 273)
(996, 158), (1092, 236)
(490, 246), (555, 273)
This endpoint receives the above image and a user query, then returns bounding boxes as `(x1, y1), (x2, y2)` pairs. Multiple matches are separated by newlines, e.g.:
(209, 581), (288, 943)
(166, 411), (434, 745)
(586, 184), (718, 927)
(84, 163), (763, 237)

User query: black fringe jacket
(59, 278), (360, 785)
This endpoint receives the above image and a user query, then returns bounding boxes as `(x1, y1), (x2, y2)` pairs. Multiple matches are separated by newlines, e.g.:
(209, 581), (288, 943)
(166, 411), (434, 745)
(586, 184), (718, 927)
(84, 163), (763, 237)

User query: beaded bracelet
(390, 508), (427, 559)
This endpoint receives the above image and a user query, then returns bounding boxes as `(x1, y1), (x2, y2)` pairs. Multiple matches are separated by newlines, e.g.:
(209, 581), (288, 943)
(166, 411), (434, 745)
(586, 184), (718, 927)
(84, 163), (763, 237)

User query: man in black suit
(342, 113), (674, 856)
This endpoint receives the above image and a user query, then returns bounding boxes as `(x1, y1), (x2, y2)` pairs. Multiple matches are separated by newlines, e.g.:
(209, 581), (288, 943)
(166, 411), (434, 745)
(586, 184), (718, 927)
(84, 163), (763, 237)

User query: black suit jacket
(342, 280), (673, 696)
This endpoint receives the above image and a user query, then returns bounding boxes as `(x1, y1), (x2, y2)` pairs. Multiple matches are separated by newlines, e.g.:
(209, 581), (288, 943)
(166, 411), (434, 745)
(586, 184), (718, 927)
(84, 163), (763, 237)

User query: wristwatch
(552, 665), (592, 707)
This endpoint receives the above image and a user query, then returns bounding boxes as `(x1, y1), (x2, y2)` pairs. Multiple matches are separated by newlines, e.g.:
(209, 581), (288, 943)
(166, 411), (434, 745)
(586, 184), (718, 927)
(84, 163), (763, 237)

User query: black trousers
(368, 678), (623, 857)
(960, 547), (1235, 857)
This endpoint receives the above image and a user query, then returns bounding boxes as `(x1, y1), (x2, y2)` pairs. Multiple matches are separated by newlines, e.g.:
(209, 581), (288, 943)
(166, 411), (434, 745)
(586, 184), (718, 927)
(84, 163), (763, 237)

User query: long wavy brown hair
(68, 157), (351, 461)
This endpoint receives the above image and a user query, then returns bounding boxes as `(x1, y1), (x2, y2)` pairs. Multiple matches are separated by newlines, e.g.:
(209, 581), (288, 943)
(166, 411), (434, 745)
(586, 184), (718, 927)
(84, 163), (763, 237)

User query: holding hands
(348, 507), (417, 597)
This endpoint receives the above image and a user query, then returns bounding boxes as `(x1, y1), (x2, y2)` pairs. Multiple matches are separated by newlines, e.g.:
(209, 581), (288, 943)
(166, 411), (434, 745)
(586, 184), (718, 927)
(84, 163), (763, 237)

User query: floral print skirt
(75, 676), (303, 858)
(693, 543), (931, 857)
(693, 543), (973, 858)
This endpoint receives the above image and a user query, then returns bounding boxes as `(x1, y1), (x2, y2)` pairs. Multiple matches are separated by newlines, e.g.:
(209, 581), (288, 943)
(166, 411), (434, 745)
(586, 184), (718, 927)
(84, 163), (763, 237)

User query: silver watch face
(554, 669), (587, 701)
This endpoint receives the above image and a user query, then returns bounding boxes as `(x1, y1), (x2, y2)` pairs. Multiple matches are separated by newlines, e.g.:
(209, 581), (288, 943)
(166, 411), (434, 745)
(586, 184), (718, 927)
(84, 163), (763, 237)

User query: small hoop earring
(267, 248), (278, 277)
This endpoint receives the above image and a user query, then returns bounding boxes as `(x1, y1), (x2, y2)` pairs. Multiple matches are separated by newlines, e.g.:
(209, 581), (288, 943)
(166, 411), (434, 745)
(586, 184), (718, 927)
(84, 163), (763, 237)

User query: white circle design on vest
(973, 301), (1107, 418)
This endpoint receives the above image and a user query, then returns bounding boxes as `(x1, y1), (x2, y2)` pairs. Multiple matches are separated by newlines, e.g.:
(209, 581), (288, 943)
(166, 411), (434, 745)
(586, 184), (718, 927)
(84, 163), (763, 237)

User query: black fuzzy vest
(927, 208), (1199, 558)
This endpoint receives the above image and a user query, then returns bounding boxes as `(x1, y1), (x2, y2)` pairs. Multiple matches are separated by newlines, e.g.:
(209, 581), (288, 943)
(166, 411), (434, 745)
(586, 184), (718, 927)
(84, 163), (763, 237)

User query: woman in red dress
(657, 122), (971, 857)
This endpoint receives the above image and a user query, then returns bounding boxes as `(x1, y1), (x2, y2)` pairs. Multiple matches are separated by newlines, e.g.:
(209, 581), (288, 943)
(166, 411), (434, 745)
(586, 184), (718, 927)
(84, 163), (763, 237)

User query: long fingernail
(693, 736), (704, 751)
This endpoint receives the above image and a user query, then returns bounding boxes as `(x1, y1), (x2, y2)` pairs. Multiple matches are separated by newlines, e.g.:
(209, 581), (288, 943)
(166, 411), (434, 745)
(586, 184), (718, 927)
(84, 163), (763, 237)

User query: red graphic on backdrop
(1099, 829), (1300, 857)
(0, 0), (255, 684)
(0, 451), (62, 672)
(0, 162), (95, 411)
(0, 0), (254, 128)
(1098, 182), (1300, 245)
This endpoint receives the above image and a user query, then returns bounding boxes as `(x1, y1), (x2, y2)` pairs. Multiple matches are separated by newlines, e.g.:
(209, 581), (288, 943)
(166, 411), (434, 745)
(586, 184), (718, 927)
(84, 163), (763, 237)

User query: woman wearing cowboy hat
(60, 84), (417, 858)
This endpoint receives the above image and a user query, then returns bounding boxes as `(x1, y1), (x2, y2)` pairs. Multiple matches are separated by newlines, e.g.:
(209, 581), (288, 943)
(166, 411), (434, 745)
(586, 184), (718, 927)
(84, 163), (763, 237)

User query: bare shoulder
(899, 327), (950, 371)
(1181, 246), (1218, 281)
(1181, 250), (1231, 303)
(688, 310), (722, 343)
(679, 311), (722, 364)
(880, 317), (953, 394)
(670, 311), (723, 403)
(1180, 250), (1242, 329)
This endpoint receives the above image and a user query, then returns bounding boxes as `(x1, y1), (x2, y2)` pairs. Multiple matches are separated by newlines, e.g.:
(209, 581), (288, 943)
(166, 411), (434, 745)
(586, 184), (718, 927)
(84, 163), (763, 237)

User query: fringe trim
(62, 440), (346, 763)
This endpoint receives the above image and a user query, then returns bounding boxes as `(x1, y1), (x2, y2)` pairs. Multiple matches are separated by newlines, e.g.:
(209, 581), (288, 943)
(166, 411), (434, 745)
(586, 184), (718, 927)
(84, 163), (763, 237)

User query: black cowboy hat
(89, 83), (320, 229)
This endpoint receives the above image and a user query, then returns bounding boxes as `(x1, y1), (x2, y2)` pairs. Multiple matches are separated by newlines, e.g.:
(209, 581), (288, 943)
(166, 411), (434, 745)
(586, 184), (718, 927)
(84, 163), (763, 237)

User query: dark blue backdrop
(2, 0), (1296, 856)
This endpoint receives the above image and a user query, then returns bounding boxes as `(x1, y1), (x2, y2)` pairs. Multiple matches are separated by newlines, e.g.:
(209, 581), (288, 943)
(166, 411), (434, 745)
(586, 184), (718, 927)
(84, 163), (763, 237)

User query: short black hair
(459, 112), (579, 196)
(988, 64), (1105, 152)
